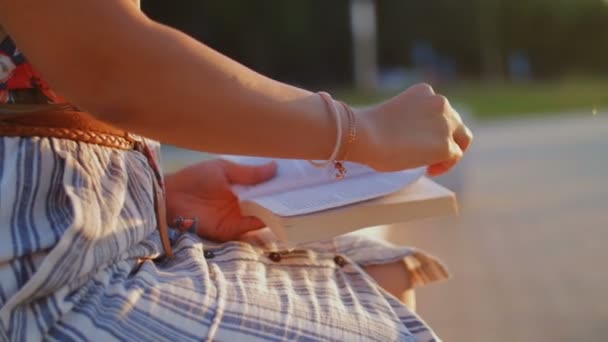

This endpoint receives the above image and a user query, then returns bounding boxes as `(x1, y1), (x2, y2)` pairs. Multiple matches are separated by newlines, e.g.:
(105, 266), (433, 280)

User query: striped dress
(0, 28), (448, 342)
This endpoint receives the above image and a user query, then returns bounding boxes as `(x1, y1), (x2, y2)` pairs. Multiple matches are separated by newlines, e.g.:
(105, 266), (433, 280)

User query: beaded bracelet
(308, 92), (357, 179)
(308, 92), (343, 168)
(334, 101), (357, 179)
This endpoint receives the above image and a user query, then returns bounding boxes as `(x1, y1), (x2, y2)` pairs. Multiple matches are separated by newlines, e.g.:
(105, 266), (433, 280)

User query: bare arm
(0, 0), (472, 173)
(0, 0), (344, 159)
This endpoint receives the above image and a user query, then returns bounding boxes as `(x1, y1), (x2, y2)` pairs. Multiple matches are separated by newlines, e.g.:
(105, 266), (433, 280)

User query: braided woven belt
(0, 108), (174, 258)
(0, 110), (136, 150)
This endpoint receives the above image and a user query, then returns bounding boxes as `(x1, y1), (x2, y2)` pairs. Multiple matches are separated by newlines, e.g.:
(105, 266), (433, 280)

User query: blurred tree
(143, 0), (608, 86)
(500, 0), (608, 77)
(478, 0), (502, 80)
(350, 0), (379, 90)
(144, 0), (352, 87)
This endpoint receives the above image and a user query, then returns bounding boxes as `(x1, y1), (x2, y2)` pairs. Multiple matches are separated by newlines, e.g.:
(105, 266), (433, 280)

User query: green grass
(335, 78), (608, 120)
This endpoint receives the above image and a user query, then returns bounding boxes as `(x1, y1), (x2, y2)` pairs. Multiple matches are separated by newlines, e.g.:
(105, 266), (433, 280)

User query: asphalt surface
(388, 113), (608, 342)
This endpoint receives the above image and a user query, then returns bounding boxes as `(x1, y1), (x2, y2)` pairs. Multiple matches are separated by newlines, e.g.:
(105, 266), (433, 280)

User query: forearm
(0, 0), (473, 176)
(99, 21), (341, 160)
(0, 0), (353, 161)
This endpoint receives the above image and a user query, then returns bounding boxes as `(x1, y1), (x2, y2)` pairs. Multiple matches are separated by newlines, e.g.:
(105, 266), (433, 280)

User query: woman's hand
(352, 83), (473, 176)
(164, 159), (277, 241)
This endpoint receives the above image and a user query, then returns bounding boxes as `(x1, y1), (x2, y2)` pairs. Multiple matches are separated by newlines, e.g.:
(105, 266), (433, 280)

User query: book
(223, 155), (458, 245)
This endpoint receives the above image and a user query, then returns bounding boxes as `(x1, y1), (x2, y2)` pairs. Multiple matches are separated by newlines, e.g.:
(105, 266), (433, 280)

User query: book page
(222, 155), (374, 200)
(248, 167), (425, 216)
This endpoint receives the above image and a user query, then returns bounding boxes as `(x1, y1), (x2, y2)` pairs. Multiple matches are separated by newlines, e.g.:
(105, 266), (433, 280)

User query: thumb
(222, 159), (278, 185)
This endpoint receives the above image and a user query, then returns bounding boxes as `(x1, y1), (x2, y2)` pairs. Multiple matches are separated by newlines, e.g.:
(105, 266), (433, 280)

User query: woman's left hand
(164, 158), (277, 241)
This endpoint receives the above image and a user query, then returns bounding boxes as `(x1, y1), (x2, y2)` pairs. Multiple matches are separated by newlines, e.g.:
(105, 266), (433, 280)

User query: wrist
(349, 106), (379, 168)
(311, 93), (380, 172)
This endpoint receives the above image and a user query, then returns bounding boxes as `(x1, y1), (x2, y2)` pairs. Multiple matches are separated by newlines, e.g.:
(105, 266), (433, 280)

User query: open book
(223, 155), (458, 244)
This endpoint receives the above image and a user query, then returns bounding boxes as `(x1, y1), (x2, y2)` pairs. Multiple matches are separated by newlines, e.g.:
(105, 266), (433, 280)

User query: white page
(248, 167), (425, 216)
(222, 155), (374, 200)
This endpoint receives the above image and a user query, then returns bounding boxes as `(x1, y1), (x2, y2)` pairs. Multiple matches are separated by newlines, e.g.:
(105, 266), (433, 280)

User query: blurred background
(144, 1), (608, 341)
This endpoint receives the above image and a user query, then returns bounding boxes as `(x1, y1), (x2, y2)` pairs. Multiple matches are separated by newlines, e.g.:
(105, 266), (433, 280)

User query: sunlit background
(144, 1), (608, 341)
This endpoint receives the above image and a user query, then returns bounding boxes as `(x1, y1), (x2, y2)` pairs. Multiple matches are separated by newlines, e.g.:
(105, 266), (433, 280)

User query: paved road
(388, 113), (608, 342)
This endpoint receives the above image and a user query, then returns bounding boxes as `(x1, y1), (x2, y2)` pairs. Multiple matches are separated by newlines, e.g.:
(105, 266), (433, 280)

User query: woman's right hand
(352, 83), (473, 176)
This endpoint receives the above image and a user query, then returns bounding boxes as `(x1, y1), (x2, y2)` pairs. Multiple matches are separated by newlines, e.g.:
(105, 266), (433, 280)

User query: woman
(0, 0), (472, 341)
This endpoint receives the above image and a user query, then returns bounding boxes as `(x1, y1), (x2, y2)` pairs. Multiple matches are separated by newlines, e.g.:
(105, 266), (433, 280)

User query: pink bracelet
(308, 93), (357, 179)
(308, 92), (343, 168)
(334, 101), (357, 179)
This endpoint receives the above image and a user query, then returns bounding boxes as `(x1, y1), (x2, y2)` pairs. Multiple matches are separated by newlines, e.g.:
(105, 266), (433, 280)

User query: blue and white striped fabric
(0, 136), (447, 341)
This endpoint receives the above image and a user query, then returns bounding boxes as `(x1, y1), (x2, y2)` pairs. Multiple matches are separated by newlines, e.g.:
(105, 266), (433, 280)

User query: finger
(239, 216), (267, 232)
(443, 103), (472, 153)
(447, 137), (463, 162)
(428, 139), (462, 176)
(407, 82), (435, 96)
(222, 160), (278, 185)
(214, 216), (266, 241)
(453, 123), (473, 153)
(427, 159), (457, 177)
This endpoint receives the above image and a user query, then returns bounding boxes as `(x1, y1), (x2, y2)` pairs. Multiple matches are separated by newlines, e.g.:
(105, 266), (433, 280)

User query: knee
(363, 261), (416, 311)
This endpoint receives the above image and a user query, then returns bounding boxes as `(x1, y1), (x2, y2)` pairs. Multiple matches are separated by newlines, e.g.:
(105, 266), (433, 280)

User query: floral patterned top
(0, 26), (66, 104)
